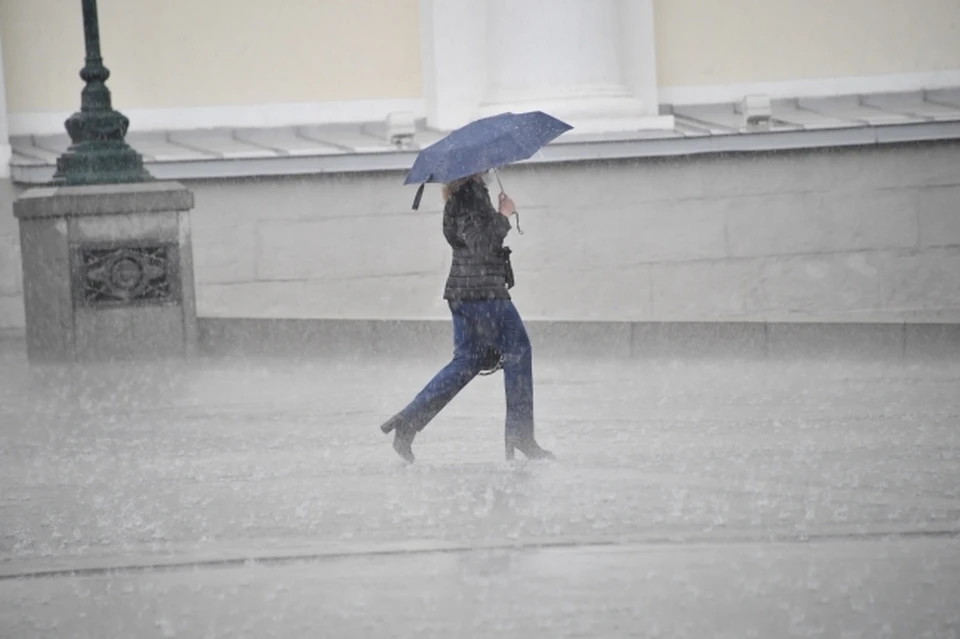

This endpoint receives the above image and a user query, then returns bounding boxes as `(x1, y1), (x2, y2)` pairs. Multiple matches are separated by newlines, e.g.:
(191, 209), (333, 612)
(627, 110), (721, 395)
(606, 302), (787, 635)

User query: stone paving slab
(0, 342), (958, 636)
(2, 538), (958, 638)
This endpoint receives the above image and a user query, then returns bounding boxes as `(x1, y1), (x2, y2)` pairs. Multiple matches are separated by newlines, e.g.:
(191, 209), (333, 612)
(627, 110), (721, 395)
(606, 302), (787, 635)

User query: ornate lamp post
(52, 0), (152, 185)
(13, 0), (196, 362)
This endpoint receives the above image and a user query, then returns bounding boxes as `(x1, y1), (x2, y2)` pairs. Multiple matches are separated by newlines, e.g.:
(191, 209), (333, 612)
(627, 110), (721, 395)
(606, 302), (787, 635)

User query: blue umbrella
(406, 111), (573, 209)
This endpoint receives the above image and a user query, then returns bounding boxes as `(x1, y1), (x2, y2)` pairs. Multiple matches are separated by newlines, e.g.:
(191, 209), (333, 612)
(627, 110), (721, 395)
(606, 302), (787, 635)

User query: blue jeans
(395, 299), (535, 442)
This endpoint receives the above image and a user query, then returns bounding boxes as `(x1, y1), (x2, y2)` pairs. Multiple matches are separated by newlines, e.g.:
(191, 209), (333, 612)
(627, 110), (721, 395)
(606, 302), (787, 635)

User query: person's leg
(495, 300), (553, 460)
(399, 307), (486, 431)
(381, 303), (485, 461)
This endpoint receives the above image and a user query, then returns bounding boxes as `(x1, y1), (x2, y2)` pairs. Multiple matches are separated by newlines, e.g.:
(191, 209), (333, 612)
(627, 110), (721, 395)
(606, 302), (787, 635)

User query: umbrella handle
(494, 168), (524, 235)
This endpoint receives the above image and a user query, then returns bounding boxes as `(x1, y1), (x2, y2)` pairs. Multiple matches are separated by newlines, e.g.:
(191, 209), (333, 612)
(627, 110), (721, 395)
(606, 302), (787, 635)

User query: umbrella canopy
(406, 111), (572, 209)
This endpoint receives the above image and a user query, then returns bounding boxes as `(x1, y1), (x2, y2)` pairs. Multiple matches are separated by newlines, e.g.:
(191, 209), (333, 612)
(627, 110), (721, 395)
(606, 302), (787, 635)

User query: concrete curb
(197, 318), (960, 362)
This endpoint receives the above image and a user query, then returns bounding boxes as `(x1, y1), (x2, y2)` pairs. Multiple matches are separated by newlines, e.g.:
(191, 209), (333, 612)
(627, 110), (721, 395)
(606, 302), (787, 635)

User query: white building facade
(1, 0), (960, 346)
(2, 0), (959, 139)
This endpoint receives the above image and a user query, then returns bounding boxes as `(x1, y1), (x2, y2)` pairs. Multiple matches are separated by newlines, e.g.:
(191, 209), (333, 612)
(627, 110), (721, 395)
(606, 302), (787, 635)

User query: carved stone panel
(73, 244), (180, 307)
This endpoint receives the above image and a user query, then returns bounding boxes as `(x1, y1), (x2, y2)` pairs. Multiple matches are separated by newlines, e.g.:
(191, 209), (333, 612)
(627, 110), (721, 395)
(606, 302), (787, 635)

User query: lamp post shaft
(82, 0), (102, 61)
(51, 0), (152, 186)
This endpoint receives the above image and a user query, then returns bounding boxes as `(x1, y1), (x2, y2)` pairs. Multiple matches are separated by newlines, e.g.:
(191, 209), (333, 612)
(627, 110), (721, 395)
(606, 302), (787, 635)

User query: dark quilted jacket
(442, 179), (513, 301)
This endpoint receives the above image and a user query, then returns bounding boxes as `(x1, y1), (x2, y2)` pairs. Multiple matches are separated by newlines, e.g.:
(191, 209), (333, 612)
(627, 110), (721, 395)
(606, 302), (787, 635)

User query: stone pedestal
(13, 182), (197, 362)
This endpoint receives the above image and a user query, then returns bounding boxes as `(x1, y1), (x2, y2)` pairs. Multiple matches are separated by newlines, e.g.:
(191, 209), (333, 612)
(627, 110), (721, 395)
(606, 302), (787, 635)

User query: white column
(418, 0), (489, 131)
(480, 0), (672, 133)
(0, 28), (11, 179)
(419, 0), (670, 133)
(618, 0), (662, 119)
(484, 0), (625, 102)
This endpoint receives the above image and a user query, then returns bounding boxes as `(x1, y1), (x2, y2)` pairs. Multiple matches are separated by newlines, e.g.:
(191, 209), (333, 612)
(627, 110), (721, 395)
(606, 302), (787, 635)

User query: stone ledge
(197, 318), (960, 362)
(6, 319), (957, 362)
(11, 122), (960, 185)
(13, 182), (194, 219)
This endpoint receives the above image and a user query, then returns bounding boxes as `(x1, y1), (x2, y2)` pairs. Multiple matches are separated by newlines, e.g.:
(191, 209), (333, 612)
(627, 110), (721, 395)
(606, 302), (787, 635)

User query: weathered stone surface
(512, 266), (652, 321)
(0, 234), (21, 296)
(198, 317), (635, 359)
(5, 144), (960, 327)
(700, 143), (960, 200)
(13, 182), (193, 219)
(904, 324), (960, 361)
(13, 182), (197, 361)
(74, 306), (187, 361)
(177, 212), (200, 357)
(725, 189), (919, 258)
(831, 142), (960, 192)
(506, 206), (584, 271)
(0, 180), (20, 328)
(192, 221), (258, 284)
(0, 179), (20, 237)
(256, 213), (446, 281)
(528, 321), (633, 358)
(724, 193), (821, 257)
(18, 217), (73, 358)
(767, 323), (904, 360)
(583, 199), (726, 266)
(880, 248), (960, 311)
(71, 211), (180, 244)
(632, 321), (769, 359)
(198, 276), (450, 321)
(0, 294), (24, 329)
(819, 190), (920, 252)
(917, 185), (960, 248)
(649, 259), (764, 320)
(189, 171), (414, 223)
(186, 316), (960, 361)
(699, 150), (837, 198)
(760, 253), (885, 315)
(515, 157), (706, 208)
(197, 317), (381, 358)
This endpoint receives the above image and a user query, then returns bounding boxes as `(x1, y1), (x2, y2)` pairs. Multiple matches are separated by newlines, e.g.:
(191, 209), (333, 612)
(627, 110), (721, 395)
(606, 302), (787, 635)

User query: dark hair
(442, 173), (483, 202)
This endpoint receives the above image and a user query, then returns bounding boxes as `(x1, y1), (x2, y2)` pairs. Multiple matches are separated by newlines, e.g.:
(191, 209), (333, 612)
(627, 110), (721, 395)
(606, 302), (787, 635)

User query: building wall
(4, 0), (960, 135)
(654, 0), (960, 99)
(184, 143), (959, 325)
(1, 0), (422, 130)
(2, 143), (959, 334)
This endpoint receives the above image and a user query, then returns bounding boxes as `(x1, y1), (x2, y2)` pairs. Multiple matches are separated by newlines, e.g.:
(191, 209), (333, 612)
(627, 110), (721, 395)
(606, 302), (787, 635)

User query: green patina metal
(52, 0), (152, 185)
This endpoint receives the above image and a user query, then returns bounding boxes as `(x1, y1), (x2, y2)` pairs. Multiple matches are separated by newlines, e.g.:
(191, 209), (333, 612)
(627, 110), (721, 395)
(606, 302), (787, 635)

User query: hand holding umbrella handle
(497, 191), (524, 235)
(495, 169), (524, 235)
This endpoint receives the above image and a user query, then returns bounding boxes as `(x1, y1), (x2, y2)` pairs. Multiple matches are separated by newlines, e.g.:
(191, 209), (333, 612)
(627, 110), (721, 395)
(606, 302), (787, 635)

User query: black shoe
(505, 438), (555, 461)
(381, 416), (416, 463)
(393, 426), (416, 463)
(380, 415), (401, 434)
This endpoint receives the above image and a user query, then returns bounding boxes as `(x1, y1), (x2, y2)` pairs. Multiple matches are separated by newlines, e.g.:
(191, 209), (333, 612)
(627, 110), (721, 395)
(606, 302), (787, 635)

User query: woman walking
(380, 173), (554, 463)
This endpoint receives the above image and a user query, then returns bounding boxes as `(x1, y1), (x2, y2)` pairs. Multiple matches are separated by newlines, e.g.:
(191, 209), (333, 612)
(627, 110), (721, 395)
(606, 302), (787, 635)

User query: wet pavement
(1, 340), (959, 637)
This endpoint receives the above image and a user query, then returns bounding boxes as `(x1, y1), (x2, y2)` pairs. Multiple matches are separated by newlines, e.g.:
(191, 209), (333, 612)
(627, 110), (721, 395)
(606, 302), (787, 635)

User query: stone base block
(13, 182), (197, 362)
